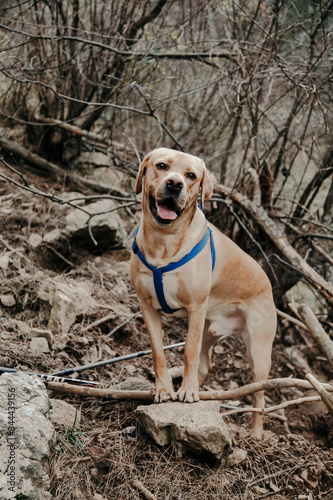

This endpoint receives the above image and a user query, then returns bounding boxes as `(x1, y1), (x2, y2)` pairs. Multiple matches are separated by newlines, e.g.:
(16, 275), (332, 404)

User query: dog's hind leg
(242, 303), (276, 438)
(198, 319), (218, 385)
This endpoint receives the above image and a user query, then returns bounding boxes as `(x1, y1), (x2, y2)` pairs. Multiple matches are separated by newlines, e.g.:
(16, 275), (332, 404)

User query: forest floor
(0, 163), (332, 500)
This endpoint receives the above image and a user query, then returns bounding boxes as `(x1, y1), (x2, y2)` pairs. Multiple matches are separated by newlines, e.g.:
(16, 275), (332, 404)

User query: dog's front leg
(141, 305), (177, 403)
(177, 306), (207, 403)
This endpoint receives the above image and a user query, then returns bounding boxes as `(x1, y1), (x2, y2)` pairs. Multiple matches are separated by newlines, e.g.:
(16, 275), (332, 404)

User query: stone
(29, 327), (54, 343)
(50, 399), (81, 429)
(43, 228), (62, 243)
(49, 291), (75, 332)
(0, 295), (16, 307)
(65, 199), (128, 250)
(92, 166), (127, 192)
(38, 278), (95, 346)
(136, 401), (232, 462)
(30, 337), (50, 354)
(0, 254), (9, 270)
(0, 373), (56, 499)
(112, 377), (154, 391)
(81, 345), (99, 365)
(27, 233), (43, 248)
(14, 320), (31, 336)
(228, 448), (248, 467)
(78, 151), (111, 167)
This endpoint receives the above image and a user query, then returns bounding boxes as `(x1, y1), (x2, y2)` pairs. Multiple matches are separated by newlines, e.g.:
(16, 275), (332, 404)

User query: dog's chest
(139, 272), (182, 312)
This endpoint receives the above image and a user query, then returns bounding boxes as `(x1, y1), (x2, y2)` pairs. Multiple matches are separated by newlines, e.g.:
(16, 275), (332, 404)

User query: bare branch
(42, 377), (333, 401)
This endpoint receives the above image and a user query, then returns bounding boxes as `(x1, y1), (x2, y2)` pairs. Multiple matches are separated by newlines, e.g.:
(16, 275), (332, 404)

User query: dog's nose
(166, 177), (184, 193)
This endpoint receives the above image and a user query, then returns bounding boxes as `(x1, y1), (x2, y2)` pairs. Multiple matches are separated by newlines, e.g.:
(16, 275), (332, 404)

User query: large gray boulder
(0, 373), (56, 499)
(65, 199), (128, 250)
(136, 401), (232, 463)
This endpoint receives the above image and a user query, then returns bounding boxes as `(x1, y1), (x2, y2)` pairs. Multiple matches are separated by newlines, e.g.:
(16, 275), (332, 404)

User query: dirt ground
(0, 164), (332, 500)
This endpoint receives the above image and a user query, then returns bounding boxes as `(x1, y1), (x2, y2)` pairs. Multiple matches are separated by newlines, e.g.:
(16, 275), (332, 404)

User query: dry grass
(48, 397), (333, 499)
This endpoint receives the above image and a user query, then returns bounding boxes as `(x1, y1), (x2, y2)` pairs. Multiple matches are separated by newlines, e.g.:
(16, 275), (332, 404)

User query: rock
(93, 494), (107, 500)
(0, 373), (56, 499)
(0, 254), (10, 270)
(0, 294), (16, 307)
(81, 345), (99, 365)
(92, 166), (127, 192)
(29, 327), (54, 343)
(50, 399), (81, 428)
(30, 337), (50, 354)
(14, 320), (31, 336)
(65, 199), (128, 250)
(285, 346), (312, 374)
(136, 401), (232, 462)
(124, 363), (137, 375)
(112, 377), (154, 391)
(228, 448), (248, 467)
(78, 151), (111, 168)
(27, 233), (43, 248)
(112, 278), (128, 298)
(122, 426), (137, 439)
(38, 278), (95, 346)
(43, 228), (62, 243)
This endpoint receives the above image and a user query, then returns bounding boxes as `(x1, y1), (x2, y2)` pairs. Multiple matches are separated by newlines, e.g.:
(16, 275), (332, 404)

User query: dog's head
(135, 148), (213, 226)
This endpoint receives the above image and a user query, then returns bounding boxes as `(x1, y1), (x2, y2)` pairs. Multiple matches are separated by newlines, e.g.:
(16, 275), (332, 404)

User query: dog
(130, 148), (276, 437)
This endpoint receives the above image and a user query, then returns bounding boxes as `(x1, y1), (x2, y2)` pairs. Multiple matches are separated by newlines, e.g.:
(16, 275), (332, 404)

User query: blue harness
(132, 226), (216, 314)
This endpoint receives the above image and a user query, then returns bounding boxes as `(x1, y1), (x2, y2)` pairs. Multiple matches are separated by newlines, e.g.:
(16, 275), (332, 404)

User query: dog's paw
(177, 385), (200, 403)
(154, 388), (177, 403)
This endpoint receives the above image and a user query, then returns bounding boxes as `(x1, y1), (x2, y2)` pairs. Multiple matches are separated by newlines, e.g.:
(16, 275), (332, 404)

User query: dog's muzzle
(149, 195), (185, 225)
(149, 175), (186, 225)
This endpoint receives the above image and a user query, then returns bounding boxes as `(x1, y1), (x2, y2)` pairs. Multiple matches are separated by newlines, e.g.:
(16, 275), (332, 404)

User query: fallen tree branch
(214, 184), (333, 303)
(42, 377), (333, 400)
(222, 395), (320, 417)
(0, 137), (130, 197)
(306, 373), (333, 415)
(34, 114), (134, 153)
(294, 302), (333, 366)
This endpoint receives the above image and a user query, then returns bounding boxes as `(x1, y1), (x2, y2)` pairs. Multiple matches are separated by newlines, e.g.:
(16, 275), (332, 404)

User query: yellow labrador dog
(130, 148), (276, 437)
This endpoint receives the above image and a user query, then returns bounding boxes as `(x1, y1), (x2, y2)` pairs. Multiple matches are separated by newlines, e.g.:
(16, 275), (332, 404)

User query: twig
(222, 396), (320, 417)
(311, 240), (333, 265)
(82, 312), (116, 333)
(276, 309), (307, 330)
(104, 311), (142, 339)
(257, 486), (292, 499)
(132, 479), (158, 500)
(44, 244), (76, 268)
(306, 373), (333, 415)
(294, 302), (333, 366)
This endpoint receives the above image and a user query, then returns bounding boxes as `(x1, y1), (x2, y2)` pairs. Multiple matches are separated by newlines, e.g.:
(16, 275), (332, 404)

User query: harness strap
(132, 226), (215, 314)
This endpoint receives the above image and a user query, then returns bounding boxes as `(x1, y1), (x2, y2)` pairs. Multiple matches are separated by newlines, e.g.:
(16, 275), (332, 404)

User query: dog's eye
(186, 172), (197, 180)
(156, 163), (168, 170)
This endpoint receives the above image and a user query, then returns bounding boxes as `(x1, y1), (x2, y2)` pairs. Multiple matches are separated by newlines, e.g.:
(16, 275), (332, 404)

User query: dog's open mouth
(149, 195), (184, 225)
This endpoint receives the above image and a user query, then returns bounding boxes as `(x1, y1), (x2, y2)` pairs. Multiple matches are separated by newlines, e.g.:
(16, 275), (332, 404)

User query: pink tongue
(157, 204), (178, 220)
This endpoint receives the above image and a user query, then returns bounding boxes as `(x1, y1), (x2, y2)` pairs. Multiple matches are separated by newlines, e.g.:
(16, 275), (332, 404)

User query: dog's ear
(200, 164), (214, 208)
(135, 154), (151, 195)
